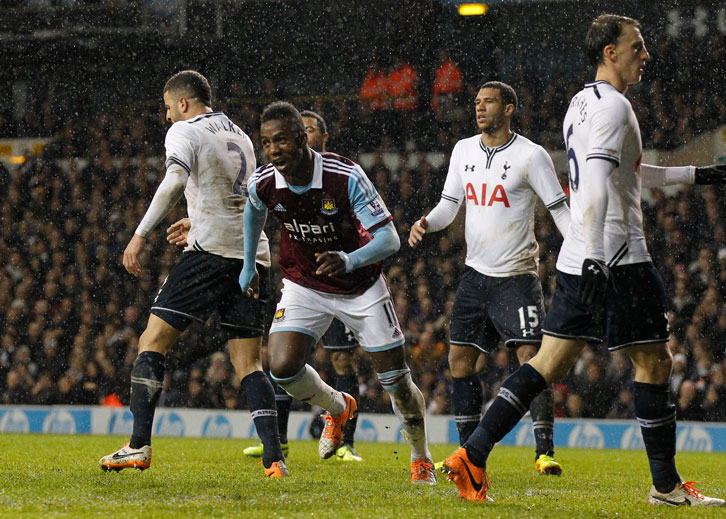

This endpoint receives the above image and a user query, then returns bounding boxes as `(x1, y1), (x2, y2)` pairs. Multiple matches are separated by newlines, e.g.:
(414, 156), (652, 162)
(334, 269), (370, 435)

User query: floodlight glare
(458, 3), (488, 16)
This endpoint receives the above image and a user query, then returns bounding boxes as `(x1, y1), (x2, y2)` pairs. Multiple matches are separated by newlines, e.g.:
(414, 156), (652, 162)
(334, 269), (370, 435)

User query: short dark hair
(479, 81), (518, 111)
(261, 101), (305, 137)
(300, 110), (327, 135)
(164, 70), (212, 107)
(586, 14), (641, 67)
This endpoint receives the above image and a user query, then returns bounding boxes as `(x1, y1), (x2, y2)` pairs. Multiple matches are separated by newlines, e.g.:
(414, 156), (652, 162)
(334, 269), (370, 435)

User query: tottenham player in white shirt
(409, 81), (570, 479)
(100, 70), (288, 478)
(440, 15), (726, 505)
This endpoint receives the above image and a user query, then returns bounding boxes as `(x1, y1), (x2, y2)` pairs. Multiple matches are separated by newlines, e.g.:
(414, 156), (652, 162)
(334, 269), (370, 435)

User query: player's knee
(449, 352), (477, 378)
(138, 330), (173, 356)
(516, 344), (538, 364)
(268, 357), (305, 380)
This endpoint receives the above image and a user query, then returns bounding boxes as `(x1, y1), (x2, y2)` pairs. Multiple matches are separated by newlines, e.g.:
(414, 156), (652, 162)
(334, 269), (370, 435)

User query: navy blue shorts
(449, 267), (544, 354)
(150, 252), (270, 340)
(542, 262), (669, 350)
(321, 318), (357, 350)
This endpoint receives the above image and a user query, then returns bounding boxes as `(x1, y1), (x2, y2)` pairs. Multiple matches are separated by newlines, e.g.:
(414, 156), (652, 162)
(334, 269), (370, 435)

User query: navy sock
(129, 351), (166, 449)
(465, 364), (547, 467)
(244, 371), (283, 468)
(634, 381), (680, 493)
(451, 374), (483, 445)
(272, 377), (292, 444)
(336, 373), (358, 446)
(530, 386), (555, 458)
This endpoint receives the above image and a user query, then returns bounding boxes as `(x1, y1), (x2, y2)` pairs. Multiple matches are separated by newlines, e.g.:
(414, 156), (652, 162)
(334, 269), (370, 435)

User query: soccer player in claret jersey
(409, 81), (570, 477)
(99, 70), (288, 478)
(243, 110), (363, 462)
(439, 15), (726, 505)
(240, 101), (435, 484)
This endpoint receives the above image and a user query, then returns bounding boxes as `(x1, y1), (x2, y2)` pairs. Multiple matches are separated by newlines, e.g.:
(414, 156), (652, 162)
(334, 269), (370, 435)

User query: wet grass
(0, 434), (725, 518)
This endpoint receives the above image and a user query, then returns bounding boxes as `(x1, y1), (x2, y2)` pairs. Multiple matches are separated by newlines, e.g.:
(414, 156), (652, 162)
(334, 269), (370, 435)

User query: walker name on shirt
(204, 119), (242, 136)
(284, 219), (337, 243)
(465, 183), (510, 207)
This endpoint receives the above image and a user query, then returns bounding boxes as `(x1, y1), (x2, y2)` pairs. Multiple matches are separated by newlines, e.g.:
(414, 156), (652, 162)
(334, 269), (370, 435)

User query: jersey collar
(185, 111), (223, 123)
(274, 150), (324, 189)
(479, 131), (517, 154)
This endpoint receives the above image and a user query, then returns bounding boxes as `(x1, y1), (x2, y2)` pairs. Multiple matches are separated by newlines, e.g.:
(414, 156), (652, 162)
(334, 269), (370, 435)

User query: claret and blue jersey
(248, 150), (393, 294)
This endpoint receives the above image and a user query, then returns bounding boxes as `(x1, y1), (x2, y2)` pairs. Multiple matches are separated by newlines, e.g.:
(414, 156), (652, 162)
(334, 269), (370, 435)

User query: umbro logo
(274, 203), (286, 212)
(464, 164), (476, 172)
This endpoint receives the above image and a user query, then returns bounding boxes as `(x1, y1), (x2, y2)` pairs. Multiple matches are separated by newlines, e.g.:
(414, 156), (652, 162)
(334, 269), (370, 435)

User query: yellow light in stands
(10, 156), (26, 164)
(458, 3), (488, 16)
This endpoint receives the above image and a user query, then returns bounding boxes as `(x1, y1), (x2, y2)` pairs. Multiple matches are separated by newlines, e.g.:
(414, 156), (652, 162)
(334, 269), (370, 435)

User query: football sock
(379, 369), (431, 461)
(530, 385), (555, 458)
(243, 371), (283, 468)
(634, 381), (681, 493)
(465, 363), (547, 467)
(272, 376), (292, 444)
(129, 351), (165, 449)
(273, 364), (346, 416)
(451, 374), (483, 445)
(336, 373), (359, 446)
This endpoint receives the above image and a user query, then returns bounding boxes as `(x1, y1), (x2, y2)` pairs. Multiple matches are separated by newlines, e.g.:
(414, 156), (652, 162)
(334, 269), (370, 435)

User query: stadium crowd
(1, 54), (726, 424)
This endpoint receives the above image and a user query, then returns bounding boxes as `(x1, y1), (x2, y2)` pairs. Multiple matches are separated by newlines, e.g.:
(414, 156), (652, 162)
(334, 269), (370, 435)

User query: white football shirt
(441, 132), (567, 276)
(557, 80), (650, 275)
(165, 112), (271, 266)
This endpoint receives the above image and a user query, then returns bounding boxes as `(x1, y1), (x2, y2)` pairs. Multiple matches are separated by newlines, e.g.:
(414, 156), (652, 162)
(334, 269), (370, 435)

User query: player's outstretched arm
(641, 163), (726, 188)
(317, 221), (400, 276)
(167, 218), (191, 246)
(239, 200), (267, 297)
(408, 216), (428, 247)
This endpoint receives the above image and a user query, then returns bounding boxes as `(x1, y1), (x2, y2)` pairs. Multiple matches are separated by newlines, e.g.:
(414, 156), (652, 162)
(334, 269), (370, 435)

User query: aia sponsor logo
(465, 183), (510, 207)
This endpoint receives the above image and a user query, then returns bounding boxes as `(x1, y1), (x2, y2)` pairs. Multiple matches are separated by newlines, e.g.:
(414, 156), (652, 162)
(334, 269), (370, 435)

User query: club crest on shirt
(501, 162), (510, 180)
(273, 308), (286, 322)
(321, 199), (338, 215)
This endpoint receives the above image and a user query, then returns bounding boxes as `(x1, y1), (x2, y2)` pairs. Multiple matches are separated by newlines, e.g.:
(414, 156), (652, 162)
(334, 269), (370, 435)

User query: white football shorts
(269, 275), (405, 352)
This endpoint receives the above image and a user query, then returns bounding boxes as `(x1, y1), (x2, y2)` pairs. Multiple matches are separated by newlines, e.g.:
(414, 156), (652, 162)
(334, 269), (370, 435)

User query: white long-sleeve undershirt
(135, 165), (188, 237)
(582, 158), (613, 262)
(640, 163), (695, 188)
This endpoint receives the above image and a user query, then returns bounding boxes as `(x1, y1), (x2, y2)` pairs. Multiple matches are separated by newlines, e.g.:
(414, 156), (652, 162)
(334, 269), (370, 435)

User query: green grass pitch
(1, 433), (725, 518)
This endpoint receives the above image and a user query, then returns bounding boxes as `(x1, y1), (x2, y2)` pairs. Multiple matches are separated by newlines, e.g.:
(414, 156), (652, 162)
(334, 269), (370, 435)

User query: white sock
(276, 364), (346, 416)
(385, 373), (431, 461)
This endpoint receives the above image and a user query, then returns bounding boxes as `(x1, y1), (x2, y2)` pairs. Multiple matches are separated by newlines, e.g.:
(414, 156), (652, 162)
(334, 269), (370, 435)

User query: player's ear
(603, 44), (617, 63)
(299, 131), (307, 147)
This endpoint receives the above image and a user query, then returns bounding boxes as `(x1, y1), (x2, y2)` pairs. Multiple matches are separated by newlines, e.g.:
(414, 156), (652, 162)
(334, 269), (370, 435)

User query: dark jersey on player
(248, 151), (393, 295)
